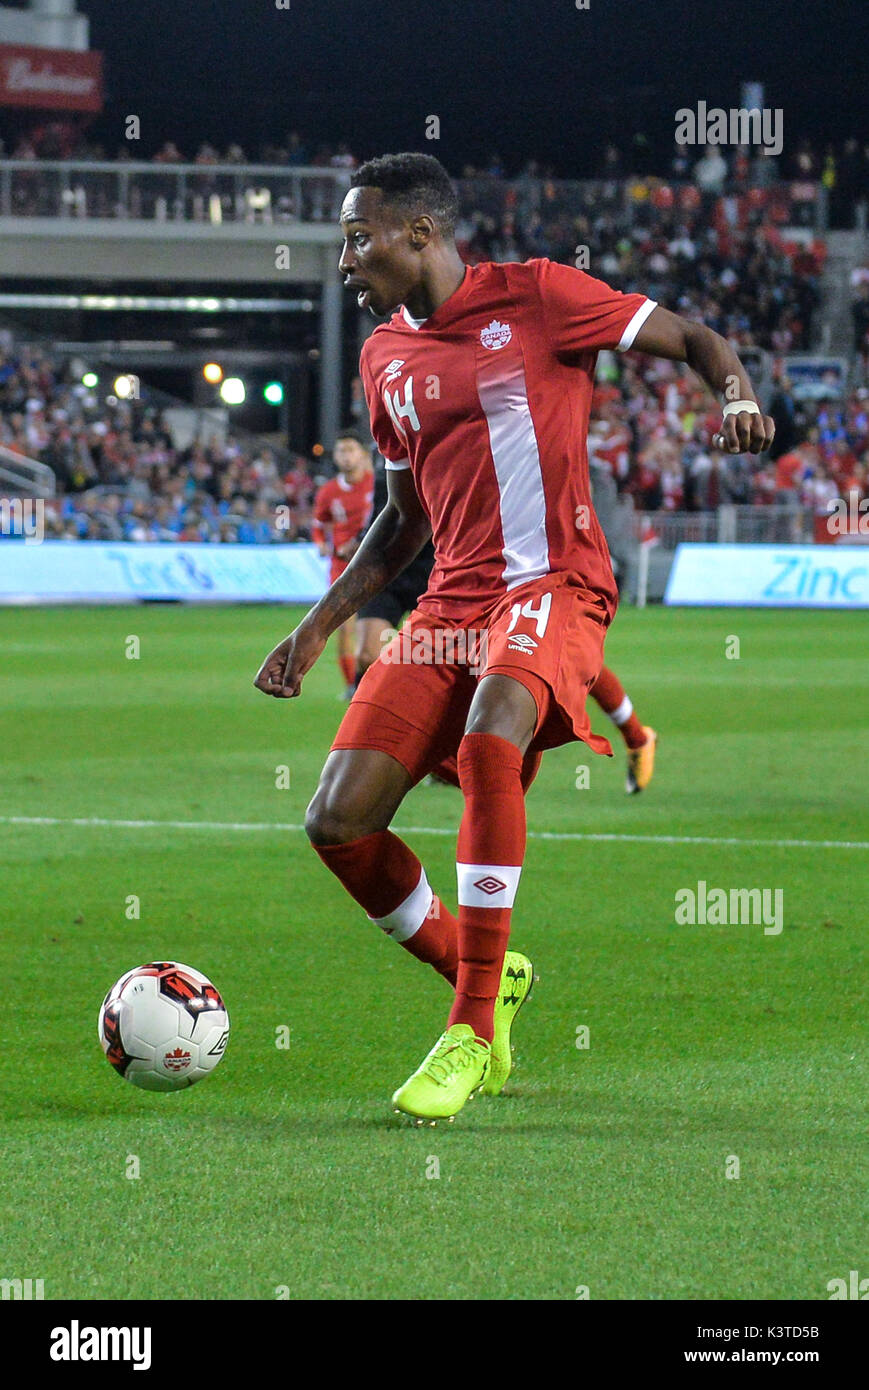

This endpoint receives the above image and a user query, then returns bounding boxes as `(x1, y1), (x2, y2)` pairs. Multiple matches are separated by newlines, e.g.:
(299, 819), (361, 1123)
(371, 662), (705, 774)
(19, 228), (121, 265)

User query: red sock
(448, 732), (526, 1042)
(431, 748), (542, 792)
(314, 831), (458, 985)
(590, 664), (646, 749)
(339, 654), (356, 687)
(520, 749), (543, 791)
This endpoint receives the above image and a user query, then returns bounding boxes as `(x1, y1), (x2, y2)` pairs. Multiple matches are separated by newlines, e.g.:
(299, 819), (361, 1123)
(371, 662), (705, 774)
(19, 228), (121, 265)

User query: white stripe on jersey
(476, 350), (551, 591)
(616, 297), (657, 352)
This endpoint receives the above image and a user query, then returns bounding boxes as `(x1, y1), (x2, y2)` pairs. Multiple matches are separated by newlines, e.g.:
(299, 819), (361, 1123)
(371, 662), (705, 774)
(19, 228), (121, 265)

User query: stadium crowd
(0, 125), (358, 172)
(2, 123), (866, 204)
(1, 125), (830, 357)
(2, 334), (867, 546)
(587, 359), (869, 529)
(0, 129), (866, 543)
(1, 123), (866, 227)
(0, 341), (317, 543)
(455, 184), (823, 353)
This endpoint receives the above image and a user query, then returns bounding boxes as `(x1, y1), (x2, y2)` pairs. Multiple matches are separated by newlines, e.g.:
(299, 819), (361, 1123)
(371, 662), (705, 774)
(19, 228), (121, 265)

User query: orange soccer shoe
(626, 727), (657, 795)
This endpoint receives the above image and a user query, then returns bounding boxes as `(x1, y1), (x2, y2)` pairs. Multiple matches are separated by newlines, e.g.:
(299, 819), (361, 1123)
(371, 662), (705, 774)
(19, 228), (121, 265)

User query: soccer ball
(98, 961), (230, 1092)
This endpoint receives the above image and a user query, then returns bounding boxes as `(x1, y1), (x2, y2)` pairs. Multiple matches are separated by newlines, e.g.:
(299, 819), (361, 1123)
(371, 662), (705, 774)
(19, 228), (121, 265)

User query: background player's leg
(306, 748), (459, 985)
(589, 664), (646, 748)
(448, 674), (539, 1041)
(336, 617), (357, 696)
(590, 664), (657, 793)
(354, 616), (393, 686)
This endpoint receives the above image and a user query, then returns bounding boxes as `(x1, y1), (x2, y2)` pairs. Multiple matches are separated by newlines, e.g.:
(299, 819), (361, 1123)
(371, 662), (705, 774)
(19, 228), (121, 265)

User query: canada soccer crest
(163, 1047), (192, 1072)
(480, 320), (512, 350)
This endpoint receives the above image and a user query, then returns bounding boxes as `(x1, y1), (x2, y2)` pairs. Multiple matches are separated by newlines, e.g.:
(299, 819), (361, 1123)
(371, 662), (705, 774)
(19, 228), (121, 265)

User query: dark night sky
(72, 0), (868, 171)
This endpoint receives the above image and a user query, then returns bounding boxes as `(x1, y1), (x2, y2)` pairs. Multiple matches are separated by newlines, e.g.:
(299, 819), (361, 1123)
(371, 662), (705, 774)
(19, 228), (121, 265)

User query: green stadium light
(264, 381), (284, 405)
(82, 372), (98, 388)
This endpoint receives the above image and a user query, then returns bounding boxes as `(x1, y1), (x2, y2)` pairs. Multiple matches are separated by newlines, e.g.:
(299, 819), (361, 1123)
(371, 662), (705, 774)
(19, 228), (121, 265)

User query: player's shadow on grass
(30, 1087), (855, 1142)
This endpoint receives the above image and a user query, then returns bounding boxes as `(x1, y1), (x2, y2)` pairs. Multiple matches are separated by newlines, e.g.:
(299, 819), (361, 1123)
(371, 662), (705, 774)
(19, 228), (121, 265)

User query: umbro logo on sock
(473, 875), (507, 895)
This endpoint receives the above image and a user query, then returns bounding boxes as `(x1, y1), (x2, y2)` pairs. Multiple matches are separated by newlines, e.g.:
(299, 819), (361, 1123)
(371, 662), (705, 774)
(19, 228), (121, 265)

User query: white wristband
(722, 399), (760, 418)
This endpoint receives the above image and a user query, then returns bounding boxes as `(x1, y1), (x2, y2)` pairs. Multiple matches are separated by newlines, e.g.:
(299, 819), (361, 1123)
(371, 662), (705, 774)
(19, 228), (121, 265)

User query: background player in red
(311, 429), (374, 697)
(255, 154), (774, 1122)
(426, 666), (657, 794)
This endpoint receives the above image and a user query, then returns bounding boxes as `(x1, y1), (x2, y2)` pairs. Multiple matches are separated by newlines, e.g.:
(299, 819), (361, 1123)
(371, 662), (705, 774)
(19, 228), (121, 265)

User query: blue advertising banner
(0, 541), (330, 604)
(665, 544), (869, 608)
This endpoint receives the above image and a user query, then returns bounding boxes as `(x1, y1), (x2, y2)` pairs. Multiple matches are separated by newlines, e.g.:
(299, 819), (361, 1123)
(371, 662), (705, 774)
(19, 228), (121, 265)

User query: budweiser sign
(0, 45), (103, 113)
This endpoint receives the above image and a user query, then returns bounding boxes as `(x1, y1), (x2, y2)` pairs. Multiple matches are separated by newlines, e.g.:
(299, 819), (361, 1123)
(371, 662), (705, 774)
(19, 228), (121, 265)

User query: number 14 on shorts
(506, 592), (553, 646)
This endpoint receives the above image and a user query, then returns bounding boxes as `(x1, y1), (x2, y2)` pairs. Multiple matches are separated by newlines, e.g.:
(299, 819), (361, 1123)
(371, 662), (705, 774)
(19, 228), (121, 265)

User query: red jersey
(775, 451), (805, 491)
(312, 472), (374, 556)
(360, 258), (656, 623)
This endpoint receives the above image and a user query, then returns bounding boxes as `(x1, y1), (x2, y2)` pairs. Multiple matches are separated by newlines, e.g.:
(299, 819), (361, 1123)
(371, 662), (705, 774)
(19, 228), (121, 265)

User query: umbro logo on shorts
(473, 875), (507, 895)
(507, 633), (538, 652)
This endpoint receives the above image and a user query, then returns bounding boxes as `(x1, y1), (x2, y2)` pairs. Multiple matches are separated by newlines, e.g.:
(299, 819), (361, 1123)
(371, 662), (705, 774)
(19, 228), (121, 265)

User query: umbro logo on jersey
(507, 633), (538, 652)
(384, 359), (405, 382)
(480, 319), (512, 350)
(473, 875), (507, 895)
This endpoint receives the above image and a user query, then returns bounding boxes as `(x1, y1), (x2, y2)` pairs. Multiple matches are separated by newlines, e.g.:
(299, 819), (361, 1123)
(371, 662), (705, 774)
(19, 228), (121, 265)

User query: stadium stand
(0, 337), (316, 542)
(0, 136), (866, 566)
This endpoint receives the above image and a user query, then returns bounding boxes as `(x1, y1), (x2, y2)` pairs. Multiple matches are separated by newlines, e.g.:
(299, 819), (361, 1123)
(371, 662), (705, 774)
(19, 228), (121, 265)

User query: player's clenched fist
(254, 623), (326, 698)
(712, 409), (775, 455)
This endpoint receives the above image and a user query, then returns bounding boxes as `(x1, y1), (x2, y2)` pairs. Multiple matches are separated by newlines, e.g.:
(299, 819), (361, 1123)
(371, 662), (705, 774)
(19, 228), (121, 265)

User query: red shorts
(329, 557), (349, 586)
(331, 573), (613, 784)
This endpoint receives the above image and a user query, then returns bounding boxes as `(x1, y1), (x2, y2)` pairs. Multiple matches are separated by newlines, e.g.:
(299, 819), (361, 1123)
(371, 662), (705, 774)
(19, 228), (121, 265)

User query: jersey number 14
(384, 377), (420, 438)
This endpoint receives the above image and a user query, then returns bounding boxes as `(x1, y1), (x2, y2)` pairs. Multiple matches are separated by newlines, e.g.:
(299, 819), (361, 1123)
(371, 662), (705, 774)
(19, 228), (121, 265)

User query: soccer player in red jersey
(591, 665), (657, 794)
(311, 429), (374, 696)
(255, 154), (774, 1121)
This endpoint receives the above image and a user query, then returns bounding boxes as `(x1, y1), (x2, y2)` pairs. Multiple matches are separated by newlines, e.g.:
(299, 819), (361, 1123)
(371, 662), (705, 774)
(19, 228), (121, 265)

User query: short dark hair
(334, 427), (366, 446)
(350, 153), (458, 235)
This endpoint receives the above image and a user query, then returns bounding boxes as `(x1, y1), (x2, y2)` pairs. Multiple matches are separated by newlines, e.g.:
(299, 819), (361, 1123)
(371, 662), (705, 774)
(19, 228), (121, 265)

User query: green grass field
(0, 603), (865, 1301)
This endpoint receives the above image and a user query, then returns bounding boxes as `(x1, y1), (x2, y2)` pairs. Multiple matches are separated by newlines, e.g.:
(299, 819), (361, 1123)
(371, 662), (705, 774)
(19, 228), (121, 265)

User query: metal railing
(0, 445), (56, 498)
(454, 177), (827, 235)
(0, 160), (352, 223)
(0, 163), (827, 232)
(634, 504), (817, 549)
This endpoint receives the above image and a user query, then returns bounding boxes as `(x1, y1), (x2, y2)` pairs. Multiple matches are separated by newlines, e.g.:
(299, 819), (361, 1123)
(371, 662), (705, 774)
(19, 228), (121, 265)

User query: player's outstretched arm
(631, 305), (775, 455)
(253, 468), (431, 699)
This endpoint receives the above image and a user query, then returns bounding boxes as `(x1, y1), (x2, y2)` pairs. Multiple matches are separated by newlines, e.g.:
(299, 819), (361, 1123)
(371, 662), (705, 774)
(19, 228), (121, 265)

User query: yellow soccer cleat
(391, 1024), (491, 1123)
(626, 726), (657, 795)
(483, 950), (535, 1096)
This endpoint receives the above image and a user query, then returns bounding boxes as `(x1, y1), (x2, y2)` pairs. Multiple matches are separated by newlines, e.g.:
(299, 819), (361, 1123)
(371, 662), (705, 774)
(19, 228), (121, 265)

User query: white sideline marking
(1, 815), (867, 851)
